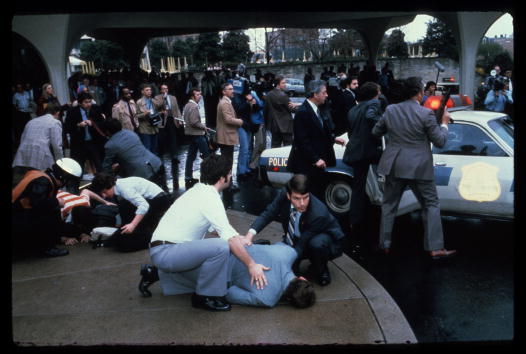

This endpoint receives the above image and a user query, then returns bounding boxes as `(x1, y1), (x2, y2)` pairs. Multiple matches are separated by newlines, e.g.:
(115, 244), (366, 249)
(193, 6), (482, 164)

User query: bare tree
(284, 28), (332, 62)
(264, 28), (283, 64)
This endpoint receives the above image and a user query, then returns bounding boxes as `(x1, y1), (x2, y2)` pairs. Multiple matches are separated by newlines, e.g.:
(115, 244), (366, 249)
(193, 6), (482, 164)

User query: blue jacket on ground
(226, 243), (297, 307)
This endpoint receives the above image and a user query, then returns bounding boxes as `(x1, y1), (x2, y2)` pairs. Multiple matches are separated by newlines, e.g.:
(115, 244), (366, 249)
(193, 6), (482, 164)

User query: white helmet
(55, 158), (82, 178)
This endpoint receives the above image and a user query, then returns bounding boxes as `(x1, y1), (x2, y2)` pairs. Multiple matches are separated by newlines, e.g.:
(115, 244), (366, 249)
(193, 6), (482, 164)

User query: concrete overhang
(68, 11), (417, 42)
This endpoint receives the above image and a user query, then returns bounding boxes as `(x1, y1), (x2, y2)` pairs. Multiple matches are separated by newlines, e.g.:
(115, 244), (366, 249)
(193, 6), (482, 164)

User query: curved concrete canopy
(12, 11), (507, 104)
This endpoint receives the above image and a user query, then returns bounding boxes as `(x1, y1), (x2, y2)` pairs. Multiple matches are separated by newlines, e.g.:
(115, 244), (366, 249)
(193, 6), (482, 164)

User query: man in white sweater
(139, 154), (269, 311)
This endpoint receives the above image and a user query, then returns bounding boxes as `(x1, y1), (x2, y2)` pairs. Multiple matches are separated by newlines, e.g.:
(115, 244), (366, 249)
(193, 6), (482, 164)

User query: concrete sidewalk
(11, 210), (416, 346)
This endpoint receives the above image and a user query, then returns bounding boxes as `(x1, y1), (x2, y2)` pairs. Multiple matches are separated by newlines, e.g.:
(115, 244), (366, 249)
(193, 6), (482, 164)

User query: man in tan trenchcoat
(111, 87), (139, 132)
(216, 82), (243, 177)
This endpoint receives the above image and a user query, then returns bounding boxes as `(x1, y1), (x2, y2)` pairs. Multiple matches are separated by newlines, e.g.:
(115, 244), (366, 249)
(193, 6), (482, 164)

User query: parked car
(257, 109), (514, 220)
(284, 78), (305, 97)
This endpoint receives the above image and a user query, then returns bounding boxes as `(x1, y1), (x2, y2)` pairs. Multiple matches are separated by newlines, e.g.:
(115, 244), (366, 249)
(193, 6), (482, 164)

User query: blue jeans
(185, 135), (210, 180)
(237, 127), (253, 175)
(139, 133), (158, 155)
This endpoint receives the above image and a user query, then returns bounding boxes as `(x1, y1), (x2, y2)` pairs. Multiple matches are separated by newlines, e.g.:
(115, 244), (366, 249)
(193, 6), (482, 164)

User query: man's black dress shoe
(191, 293), (231, 311)
(318, 269), (331, 286)
(139, 264), (159, 297)
(43, 247), (69, 257)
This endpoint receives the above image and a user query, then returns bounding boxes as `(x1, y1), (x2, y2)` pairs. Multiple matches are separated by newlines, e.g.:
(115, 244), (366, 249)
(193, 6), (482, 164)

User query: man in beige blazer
(136, 84), (164, 154)
(111, 87), (139, 132)
(155, 83), (183, 190)
(216, 82), (243, 183)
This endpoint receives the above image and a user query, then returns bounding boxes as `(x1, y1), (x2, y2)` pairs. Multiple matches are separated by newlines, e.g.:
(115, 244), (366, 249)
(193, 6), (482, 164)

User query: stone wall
(244, 57), (460, 85)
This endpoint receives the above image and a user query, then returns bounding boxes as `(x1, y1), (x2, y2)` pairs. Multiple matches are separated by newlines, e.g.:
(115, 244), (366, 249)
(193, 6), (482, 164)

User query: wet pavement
(217, 172), (515, 343)
(174, 137), (514, 344)
(11, 209), (416, 346)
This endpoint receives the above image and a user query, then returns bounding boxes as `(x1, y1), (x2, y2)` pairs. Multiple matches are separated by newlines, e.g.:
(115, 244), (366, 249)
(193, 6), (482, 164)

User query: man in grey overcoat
(372, 77), (457, 260)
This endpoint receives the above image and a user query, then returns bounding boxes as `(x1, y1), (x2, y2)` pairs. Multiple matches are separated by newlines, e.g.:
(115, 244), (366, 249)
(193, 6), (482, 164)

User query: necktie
(127, 101), (137, 129)
(286, 209), (297, 246)
(316, 108), (324, 127)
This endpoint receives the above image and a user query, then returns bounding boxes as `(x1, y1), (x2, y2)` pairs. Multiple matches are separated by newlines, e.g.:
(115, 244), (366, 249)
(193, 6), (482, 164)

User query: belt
(149, 240), (177, 248)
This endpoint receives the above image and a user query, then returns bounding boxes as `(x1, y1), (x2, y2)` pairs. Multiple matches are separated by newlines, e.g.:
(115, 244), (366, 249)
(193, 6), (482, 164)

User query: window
(432, 123), (508, 157)
(488, 117), (514, 150)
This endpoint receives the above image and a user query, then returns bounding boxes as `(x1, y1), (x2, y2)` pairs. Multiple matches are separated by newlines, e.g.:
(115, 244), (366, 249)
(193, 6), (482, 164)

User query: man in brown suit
(136, 84), (164, 154)
(111, 87), (139, 132)
(216, 83), (243, 178)
(155, 83), (183, 190)
(264, 76), (299, 148)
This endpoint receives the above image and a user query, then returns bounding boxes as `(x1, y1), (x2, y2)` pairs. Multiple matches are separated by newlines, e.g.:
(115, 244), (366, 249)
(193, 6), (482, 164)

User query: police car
(258, 99), (514, 220)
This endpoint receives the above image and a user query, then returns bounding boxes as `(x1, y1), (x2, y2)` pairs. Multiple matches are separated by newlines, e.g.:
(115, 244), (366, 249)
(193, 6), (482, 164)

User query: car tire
(324, 176), (353, 217)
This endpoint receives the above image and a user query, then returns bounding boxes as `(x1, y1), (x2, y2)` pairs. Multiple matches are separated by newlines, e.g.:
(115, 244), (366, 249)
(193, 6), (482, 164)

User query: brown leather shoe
(430, 249), (457, 260)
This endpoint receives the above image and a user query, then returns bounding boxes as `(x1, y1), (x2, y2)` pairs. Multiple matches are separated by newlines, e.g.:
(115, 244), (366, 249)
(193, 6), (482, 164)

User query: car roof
(450, 110), (509, 124)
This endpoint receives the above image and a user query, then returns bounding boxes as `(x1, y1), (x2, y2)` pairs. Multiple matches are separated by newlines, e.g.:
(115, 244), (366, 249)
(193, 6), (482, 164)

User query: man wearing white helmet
(12, 157), (83, 258)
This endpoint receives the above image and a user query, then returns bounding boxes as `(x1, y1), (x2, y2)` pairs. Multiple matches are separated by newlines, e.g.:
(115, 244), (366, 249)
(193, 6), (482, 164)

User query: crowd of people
(13, 59), (511, 312)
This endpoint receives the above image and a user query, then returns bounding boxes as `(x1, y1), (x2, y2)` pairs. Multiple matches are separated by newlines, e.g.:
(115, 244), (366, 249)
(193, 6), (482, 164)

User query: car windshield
(488, 117), (514, 150)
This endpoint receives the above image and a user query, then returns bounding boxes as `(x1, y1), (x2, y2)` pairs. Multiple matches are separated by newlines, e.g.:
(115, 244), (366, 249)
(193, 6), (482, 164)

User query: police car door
(431, 121), (514, 219)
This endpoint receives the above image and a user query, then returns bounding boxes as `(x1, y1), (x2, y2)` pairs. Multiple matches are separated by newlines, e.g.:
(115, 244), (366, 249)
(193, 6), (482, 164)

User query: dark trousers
(204, 95), (219, 128)
(71, 140), (105, 174)
(158, 118), (179, 160)
(12, 206), (63, 255)
(348, 160), (371, 226)
(109, 192), (173, 252)
(294, 233), (342, 276)
(218, 144), (235, 171)
(307, 168), (329, 202)
(270, 130), (293, 148)
(185, 135), (210, 180)
(139, 133), (159, 155)
(147, 163), (169, 193)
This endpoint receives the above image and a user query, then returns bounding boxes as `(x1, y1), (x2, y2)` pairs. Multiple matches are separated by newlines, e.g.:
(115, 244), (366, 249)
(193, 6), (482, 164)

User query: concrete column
(357, 20), (391, 66)
(12, 14), (71, 104)
(452, 12), (503, 100)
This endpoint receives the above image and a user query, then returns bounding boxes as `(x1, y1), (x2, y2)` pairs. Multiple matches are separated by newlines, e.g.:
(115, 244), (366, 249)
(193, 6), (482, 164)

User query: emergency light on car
(424, 94), (473, 111)
(423, 96), (454, 110)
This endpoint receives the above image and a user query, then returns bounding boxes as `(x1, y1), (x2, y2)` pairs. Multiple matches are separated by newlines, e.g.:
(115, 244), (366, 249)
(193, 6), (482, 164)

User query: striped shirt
(56, 190), (90, 218)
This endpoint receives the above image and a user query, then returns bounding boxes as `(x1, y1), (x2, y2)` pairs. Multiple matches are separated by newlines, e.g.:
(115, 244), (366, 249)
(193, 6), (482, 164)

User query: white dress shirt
(114, 177), (163, 215)
(151, 183), (238, 243)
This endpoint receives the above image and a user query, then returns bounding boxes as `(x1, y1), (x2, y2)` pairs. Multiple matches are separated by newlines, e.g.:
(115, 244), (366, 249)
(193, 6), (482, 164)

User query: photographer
(136, 84), (164, 154)
(484, 79), (513, 113)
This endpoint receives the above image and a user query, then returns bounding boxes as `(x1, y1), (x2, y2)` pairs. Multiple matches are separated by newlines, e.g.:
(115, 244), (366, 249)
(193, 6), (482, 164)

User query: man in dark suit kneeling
(245, 174), (345, 286)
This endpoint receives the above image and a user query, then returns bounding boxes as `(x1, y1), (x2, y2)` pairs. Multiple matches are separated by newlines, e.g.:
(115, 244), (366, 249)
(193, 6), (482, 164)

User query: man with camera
(484, 77), (513, 113)
(136, 84), (164, 154)
(155, 84), (183, 191)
